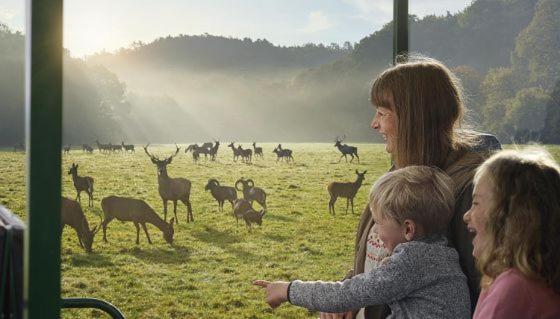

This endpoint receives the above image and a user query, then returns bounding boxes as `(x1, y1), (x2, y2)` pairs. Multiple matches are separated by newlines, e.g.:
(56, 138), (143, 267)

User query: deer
(121, 142), (135, 153)
(61, 196), (99, 253)
(208, 141), (220, 161)
(186, 143), (211, 160)
(335, 135), (359, 163)
(204, 179), (237, 213)
(144, 144), (193, 223)
(201, 142), (214, 149)
(235, 178), (267, 210)
(272, 144), (293, 162)
(232, 198), (265, 232)
(68, 163), (95, 207)
(237, 145), (253, 163)
(63, 144), (71, 154)
(327, 170), (367, 215)
(111, 143), (123, 152)
(100, 195), (175, 245)
(95, 140), (111, 153)
(252, 142), (263, 158)
(82, 144), (94, 153)
(228, 142), (243, 162)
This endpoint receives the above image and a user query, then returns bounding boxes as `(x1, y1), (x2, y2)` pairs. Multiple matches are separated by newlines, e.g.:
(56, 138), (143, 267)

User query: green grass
(2, 143), (559, 318)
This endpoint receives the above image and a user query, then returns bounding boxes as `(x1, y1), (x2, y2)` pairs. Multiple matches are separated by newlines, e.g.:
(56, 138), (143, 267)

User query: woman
(464, 148), (560, 318)
(323, 56), (500, 319)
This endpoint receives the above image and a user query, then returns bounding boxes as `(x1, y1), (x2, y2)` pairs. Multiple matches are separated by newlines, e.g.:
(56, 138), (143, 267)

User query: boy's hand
(253, 280), (290, 308)
(319, 311), (353, 319)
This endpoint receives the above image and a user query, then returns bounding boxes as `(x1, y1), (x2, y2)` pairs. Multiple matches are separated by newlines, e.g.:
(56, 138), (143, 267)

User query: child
(463, 148), (560, 318)
(255, 166), (471, 318)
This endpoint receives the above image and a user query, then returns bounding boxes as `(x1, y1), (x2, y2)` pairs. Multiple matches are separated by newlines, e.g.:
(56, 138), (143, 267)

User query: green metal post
(24, 0), (63, 317)
(393, 0), (409, 64)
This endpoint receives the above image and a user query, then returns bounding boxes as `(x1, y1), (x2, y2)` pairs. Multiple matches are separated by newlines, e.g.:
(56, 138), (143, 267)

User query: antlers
(144, 144), (180, 162)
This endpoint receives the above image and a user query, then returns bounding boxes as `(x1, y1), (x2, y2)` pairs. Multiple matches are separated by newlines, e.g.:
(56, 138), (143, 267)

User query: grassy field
(2, 143), (559, 318)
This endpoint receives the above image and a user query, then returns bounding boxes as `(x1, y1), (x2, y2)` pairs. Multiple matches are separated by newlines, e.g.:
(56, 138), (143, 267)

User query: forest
(0, 0), (558, 145)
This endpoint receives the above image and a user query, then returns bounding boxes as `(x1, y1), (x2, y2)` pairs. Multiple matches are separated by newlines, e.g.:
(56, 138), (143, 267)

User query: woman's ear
(403, 219), (417, 241)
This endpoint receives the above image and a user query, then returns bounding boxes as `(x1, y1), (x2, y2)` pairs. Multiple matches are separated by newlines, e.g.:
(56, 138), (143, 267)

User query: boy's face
(372, 208), (407, 253)
(463, 173), (492, 258)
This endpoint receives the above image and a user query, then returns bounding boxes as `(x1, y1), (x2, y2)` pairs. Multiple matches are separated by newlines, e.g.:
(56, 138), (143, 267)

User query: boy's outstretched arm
(253, 280), (290, 308)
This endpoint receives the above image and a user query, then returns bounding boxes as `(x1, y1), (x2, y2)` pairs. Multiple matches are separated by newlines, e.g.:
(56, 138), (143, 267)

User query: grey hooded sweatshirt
(289, 237), (470, 319)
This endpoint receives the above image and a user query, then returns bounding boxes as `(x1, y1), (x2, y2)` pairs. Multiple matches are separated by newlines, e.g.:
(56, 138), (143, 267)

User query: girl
(464, 148), (560, 318)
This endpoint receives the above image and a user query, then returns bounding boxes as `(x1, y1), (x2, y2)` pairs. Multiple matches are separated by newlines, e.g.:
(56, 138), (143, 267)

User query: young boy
(254, 166), (471, 318)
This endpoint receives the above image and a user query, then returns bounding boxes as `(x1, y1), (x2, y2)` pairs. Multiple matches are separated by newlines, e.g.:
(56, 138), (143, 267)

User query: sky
(1, 0), (473, 57)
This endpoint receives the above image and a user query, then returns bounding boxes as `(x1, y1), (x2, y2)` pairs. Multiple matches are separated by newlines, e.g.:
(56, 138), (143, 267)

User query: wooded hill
(0, 0), (557, 144)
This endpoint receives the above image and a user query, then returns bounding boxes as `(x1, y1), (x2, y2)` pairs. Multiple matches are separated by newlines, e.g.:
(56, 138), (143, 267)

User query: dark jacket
(349, 134), (500, 319)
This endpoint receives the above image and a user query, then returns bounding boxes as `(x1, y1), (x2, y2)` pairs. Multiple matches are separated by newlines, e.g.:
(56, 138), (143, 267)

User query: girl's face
(463, 173), (493, 258)
(371, 106), (397, 154)
(372, 210), (407, 253)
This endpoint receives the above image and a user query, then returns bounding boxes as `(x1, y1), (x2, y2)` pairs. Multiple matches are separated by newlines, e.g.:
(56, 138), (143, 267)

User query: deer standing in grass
(100, 195), (175, 245)
(68, 163), (94, 207)
(144, 144), (193, 223)
(61, 196), (99, 252)
(327, 170), (367, 215)
(63, 144), (71, 154)
(335, 135), (359, 163)
(228, 142), (243, 162)
(252, 142), (263, 158)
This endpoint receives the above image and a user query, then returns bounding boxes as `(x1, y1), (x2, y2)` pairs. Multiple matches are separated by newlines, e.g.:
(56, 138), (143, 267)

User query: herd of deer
(58, 137), (364, 252)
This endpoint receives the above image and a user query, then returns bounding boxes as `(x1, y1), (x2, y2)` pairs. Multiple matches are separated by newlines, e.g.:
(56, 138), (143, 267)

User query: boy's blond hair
(369, 165), (455, 235)
(474, 147), (560, 293)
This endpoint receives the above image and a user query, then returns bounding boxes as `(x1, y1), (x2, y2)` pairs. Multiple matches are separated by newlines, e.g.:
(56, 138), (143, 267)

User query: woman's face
(371, 106), (397, 154)
(463, 173), (493, 258)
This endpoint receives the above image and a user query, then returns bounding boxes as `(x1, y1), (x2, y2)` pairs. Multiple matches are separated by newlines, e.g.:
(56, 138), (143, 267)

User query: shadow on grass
(124, 244), (191, 264)
(191, 226), (255, 259)
(68, 252), (115, 268)
(265, 214), (296, 223)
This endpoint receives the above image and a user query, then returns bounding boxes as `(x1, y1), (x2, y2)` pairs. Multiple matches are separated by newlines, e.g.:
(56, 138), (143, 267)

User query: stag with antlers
(335, 135), (359, 163)
(144, 144), (194, 223)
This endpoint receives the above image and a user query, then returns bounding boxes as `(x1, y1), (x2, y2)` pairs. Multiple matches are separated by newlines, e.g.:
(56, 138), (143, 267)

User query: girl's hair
(371, 55), (476, 168)
(369, 165), (455, 236)
(474, 147), (560, 293)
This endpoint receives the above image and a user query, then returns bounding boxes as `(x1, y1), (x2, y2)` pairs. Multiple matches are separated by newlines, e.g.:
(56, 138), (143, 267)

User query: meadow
(2, 143), (558, 318)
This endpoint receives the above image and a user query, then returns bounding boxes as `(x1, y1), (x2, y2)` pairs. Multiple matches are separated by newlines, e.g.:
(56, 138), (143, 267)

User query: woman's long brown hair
(371, 55), (475, 168)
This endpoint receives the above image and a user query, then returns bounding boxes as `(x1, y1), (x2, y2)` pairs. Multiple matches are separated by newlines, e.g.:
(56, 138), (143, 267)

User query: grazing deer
(272, 144), (293, 162)
(61, 196), (99, 253)
(63, 144), (71, 154)
(121, 141), (135, 153)
(100, 195), (175, 245)
(13, 143), (24, 152)
(205, 179), (237, 213)
(237, 145), (253, 163)
(228, 142), (243, 162)
(68, 163), (95, 207)
(144, 144), (193, 223)
(232, 198), (265, 232)
(335, 136), (359, 163)
(328, 170), (367, 215)
(186, 143), (211, 160)
(235, 178), (267, 210)
(111, 143), (123, 152)
(252, 142), (263, 158)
